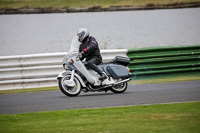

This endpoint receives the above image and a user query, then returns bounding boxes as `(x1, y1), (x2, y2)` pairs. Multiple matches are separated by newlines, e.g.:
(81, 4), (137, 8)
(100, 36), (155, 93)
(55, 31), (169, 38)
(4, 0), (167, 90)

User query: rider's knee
(86, 62), (93, 67)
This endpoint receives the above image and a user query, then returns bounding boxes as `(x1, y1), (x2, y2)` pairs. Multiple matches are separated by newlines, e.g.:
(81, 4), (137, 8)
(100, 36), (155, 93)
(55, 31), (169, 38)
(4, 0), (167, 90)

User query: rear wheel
(110, 81), (128, 93)
(58, 75), (81, 97)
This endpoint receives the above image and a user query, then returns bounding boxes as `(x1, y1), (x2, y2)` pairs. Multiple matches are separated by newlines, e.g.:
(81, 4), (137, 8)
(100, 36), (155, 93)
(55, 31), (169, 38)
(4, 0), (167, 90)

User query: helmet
(77, 28), (89, 42)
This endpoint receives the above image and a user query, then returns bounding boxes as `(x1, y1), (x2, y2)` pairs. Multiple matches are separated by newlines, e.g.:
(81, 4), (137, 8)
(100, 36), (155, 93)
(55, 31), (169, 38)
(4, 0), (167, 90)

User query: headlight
(63, 64), (69, 70)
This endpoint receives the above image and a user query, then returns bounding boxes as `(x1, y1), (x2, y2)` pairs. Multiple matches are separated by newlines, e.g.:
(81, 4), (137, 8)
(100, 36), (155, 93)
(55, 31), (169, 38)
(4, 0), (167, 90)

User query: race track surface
(0, 81), (200, 114)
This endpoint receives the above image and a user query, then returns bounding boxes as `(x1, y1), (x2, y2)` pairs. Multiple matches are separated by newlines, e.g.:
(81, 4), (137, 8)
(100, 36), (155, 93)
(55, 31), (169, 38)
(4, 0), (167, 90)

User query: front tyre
(58, 75), (81, 97)
(110, 81), (128, 93)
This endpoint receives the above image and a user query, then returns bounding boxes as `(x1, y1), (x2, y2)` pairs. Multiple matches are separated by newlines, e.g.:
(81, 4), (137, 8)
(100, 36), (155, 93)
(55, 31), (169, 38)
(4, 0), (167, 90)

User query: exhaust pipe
(114, 78), (131, 85)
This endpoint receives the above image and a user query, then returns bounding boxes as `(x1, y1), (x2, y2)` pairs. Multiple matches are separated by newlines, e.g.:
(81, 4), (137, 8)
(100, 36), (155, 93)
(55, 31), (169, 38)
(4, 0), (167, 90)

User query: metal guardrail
(127, 45), (200, 78)
(1, 45), (199, 90)
(0, 49), (127, 90)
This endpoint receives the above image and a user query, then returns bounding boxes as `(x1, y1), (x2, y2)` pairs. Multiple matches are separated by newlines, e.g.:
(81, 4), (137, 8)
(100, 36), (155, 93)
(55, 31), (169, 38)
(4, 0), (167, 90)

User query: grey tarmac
(0, 81), (200, 114)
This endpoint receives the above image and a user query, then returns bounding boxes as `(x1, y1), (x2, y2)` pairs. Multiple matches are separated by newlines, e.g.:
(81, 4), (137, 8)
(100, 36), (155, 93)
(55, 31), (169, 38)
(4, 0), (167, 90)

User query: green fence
(127, 45), (200, 79)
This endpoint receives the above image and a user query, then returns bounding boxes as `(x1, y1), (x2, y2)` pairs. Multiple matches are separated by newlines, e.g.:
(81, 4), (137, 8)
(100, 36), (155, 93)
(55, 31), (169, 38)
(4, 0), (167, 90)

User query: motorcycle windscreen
(107, 64), (129, 78)
(68, 36), (80, 54)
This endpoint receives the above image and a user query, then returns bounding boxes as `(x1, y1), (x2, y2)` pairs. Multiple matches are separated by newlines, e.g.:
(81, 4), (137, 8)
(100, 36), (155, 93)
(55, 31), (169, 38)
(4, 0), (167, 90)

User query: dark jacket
(79, 36), (102, 62)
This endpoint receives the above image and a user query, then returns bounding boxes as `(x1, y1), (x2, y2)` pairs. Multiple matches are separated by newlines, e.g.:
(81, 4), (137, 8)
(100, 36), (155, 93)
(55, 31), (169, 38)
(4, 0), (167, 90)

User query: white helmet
(77, 28), (89, 42)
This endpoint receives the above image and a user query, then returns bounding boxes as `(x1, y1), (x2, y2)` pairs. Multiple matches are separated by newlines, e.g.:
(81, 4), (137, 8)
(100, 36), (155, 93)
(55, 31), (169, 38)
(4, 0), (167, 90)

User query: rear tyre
(58, 75), (81, 97)
(110, 81), (128, 93)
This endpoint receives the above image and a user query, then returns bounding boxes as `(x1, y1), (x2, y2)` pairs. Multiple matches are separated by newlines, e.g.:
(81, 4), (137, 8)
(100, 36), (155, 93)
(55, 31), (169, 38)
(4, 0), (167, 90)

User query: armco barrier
(1, 45), (200, 90)
(0, 49), (127, 90)
(127, 45), (200, 78)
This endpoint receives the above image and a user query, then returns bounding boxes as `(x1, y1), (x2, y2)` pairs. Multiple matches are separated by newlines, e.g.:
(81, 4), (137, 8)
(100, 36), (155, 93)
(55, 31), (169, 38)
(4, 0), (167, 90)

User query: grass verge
(0, 86), (59, 94)
(131, 75), (200, 84)
(0, 0), (200, 8)
(0, 102), (200, 133)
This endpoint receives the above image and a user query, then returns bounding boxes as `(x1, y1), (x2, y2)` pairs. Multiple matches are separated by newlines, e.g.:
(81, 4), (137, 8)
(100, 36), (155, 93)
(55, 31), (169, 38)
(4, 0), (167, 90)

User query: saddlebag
(111, 56), (130, 66)
(107, 64), (129, 78)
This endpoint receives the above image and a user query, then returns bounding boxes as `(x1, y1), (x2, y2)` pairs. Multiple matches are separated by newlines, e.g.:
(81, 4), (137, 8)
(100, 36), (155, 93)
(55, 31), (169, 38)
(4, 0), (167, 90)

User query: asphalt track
(0, 81), (200, 114)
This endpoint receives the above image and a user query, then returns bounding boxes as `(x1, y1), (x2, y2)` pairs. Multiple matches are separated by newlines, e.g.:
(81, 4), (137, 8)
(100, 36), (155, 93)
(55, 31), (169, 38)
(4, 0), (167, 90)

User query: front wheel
(110, 81), (128, 93)
(58, 75), (81, 97)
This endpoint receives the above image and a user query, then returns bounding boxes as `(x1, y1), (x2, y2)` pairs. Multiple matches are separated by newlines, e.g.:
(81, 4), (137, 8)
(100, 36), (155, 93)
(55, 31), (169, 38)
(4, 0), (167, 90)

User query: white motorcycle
(57, 36), (131, 97)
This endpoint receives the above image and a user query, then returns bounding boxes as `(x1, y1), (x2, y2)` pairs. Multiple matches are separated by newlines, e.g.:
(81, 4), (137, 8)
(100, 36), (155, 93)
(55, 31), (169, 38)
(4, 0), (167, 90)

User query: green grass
(0, 86), (59, 94)
(0, 102), (200, 133)
(0, 0), (200, 8)
(132, 75), (200, 84)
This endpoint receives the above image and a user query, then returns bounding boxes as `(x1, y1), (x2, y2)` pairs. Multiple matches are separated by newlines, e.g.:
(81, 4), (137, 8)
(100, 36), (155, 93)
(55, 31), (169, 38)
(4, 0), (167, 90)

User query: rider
(77, 28), (107, 80)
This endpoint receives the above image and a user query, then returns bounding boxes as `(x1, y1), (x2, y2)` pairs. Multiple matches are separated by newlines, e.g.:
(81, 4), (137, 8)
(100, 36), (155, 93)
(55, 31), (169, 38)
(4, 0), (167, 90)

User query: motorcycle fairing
(57, 71), (86, 88)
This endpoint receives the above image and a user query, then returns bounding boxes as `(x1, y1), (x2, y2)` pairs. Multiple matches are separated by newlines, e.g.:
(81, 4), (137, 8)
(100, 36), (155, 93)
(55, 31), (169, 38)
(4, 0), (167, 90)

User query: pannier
(111, 56), (130, 66)
(107, 64), (129, 78)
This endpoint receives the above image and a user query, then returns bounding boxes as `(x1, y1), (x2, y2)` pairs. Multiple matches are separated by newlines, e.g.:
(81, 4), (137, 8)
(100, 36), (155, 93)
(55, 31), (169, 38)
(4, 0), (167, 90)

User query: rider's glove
(81, 48), (87, 54)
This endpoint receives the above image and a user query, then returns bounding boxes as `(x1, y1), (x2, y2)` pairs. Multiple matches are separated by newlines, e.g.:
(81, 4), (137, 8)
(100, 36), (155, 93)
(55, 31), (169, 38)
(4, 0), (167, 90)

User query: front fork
(64, 70), (75, 87)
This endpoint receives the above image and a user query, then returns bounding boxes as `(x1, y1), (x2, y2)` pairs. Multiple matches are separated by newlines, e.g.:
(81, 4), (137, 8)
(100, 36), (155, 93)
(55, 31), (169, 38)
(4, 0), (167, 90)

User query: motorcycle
(57, 36), (131, 97)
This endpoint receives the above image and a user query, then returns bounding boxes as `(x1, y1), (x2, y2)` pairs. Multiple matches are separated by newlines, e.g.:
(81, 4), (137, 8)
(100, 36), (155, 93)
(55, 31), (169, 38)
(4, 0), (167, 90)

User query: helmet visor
(77, 31), (85, 42)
